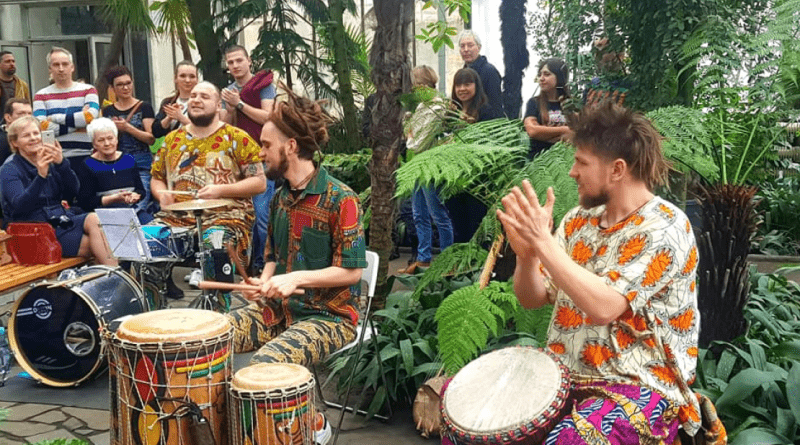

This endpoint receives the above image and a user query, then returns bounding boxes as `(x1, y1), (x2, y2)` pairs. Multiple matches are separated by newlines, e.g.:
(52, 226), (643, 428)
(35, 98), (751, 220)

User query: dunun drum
(441, 347), (572, 444)
(108, 309), (233, 445)
(229, 363), (317, 445)
(8, 265), (146, 386)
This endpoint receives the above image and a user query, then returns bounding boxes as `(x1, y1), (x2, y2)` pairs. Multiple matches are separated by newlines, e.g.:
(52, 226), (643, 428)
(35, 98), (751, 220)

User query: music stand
(95, 208), (154, 262)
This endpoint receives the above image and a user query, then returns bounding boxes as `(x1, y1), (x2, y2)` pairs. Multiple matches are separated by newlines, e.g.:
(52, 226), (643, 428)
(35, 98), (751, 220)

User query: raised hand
(496, 180), (556, 258)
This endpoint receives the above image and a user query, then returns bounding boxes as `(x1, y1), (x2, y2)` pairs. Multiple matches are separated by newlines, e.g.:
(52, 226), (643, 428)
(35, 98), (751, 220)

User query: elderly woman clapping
(76, 117), (150, 223)
(0, 116), (117, 265)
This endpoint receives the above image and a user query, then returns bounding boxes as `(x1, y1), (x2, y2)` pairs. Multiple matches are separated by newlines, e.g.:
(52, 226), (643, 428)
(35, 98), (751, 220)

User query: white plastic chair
(315, 250), (392, 444)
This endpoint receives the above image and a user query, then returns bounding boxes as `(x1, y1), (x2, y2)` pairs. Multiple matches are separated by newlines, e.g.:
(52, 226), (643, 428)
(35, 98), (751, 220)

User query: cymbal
(162, 199), (235, 212)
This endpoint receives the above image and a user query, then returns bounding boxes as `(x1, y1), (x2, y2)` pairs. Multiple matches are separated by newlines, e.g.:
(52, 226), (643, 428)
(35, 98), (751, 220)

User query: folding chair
(314, 250), (392, 445)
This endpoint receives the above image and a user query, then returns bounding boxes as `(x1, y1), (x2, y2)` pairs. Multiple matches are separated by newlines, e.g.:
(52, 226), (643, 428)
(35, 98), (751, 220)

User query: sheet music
(95, 208), (152, 261)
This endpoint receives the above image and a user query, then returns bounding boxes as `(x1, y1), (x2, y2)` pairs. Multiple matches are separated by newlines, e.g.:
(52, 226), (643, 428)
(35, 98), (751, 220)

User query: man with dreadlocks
(226, 85), (365, 444)
(227, 84), (366, 364)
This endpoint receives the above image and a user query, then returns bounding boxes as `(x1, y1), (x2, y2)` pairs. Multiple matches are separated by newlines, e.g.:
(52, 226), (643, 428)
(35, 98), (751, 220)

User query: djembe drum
(441, 347), (572, 444)
(108, 309), (233, 445)
(228, 363), (317, 445)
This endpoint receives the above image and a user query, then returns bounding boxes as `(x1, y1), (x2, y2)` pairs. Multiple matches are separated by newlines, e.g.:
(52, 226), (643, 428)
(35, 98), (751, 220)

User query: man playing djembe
(149, 81), (266, 309)
(496, 102), (701, 443)
(226, 85), (365, 367)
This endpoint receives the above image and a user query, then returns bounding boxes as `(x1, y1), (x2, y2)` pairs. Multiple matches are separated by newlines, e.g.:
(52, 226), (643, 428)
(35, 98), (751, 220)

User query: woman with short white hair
(77, 117), (149, 222)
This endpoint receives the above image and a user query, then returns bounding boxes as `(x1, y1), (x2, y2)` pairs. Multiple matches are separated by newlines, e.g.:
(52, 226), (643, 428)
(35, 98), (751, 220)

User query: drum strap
(156, 397), (216, 445)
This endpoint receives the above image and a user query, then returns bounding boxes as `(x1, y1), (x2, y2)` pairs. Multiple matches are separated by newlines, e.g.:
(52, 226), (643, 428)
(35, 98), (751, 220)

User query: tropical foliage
(693, 269), (800, 444)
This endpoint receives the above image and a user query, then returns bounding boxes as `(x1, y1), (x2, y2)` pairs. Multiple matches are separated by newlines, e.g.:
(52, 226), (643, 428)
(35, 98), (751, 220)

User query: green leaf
(730, 427), (792, 445)
(715, 368), (772, 411)
(771, 340), (800, 362)
(717, 348), (738, 381)
(400, 339), (414, 375)
(787, 362), (800, 427)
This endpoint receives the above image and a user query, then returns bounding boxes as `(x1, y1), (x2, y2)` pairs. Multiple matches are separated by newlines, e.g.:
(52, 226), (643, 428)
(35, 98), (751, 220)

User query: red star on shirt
(206, 158), (233, 184)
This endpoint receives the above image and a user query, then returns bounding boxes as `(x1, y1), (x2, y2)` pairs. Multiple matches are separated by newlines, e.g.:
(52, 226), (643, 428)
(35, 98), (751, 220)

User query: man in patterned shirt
(496, 102), (701, 443)
(148, 81), (266, 308)
(227, 86), (366, 368)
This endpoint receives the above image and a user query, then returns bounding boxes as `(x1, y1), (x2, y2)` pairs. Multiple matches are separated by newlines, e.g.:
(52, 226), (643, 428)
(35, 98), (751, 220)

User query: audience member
(398, 65), (453, 275)
(0, 51), (31, 126)
(151, 61), (198, 138)
(1, 98), (32, 166)
(583, 37), (631, 107)
(0, 116), (116, 265)
(220, 45), (277, 275)
(451, 67), (500, 123)
(102, 66), (156, 215)
(458, 30), (504, 118)
(33, 47), (99, 176)
(523, 58), (572, 158)
(76, 118), (148, 222)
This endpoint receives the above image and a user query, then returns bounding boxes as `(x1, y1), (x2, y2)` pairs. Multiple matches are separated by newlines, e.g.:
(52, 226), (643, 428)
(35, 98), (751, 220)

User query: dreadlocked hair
(269, 82), (333, 160)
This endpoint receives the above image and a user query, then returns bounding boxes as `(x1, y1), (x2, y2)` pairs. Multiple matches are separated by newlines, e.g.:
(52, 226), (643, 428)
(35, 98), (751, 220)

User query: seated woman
(77, 118), (150, 223)
(451, 67), (503, 123)
(0, 116), (117, 266)
(523, 58), (573, 158)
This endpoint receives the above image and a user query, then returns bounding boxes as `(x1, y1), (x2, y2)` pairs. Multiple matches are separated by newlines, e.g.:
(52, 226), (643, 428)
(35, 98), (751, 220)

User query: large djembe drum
(228, 363), (317, 445)
(108, 309), (233, 445)
(441, 347), (572, 444)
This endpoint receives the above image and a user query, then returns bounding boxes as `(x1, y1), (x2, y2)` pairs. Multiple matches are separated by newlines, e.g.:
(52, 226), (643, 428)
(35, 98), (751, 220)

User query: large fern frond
(412, 243), (488, 300)
(511, 304), (554, 346)
(647, 106), (719, 182)
(435, 283), (501, 374)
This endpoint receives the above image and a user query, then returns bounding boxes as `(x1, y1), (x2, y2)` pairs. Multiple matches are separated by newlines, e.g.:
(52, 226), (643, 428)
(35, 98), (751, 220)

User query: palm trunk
(184, 0), (225, 86)
(696, 184), (757, 347)
(95, 24), (127, 103)
(178, 27), (193, 62)
(329, 0), (361, 151)
(369, 0), (414, 306)
(500, 0), (528, 119)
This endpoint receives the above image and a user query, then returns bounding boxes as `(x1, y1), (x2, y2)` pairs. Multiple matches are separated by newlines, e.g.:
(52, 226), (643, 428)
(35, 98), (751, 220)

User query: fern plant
(435, 280), (554, 374)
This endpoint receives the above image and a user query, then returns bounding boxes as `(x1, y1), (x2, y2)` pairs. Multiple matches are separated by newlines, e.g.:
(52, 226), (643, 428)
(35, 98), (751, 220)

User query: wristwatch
(235, 102), (245, 111)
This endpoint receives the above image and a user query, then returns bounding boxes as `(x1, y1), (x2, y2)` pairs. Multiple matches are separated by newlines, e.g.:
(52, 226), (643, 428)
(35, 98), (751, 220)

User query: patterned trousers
(226, 303), (356, 367)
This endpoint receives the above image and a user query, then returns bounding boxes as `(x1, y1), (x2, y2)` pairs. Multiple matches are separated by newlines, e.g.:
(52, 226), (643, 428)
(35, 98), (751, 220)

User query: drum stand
(186, 208), (230, 313)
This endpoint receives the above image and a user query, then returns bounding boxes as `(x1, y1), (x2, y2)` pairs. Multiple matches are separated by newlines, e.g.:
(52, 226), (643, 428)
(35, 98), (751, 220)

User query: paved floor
(1, 253), (437, 445)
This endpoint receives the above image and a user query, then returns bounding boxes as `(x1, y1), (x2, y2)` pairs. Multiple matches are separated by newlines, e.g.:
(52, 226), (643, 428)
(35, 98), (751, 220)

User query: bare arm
(150, 177), (174, 205)
(524, 116), (572, 142)
(118, 119), (156, 146)
(236, 98), (274, 125)
(498, 180), (628, 324)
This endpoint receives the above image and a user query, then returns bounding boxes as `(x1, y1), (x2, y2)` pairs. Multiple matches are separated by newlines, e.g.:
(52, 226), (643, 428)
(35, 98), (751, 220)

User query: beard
(188, 109), (216, 127)
(265, 149), (289, 181)
(579, 189), (610, 209)
(4, 67), (15, 76)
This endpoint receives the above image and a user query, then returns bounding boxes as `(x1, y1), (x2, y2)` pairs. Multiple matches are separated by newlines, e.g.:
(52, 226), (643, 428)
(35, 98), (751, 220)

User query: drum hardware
(47, 271), (107, 289)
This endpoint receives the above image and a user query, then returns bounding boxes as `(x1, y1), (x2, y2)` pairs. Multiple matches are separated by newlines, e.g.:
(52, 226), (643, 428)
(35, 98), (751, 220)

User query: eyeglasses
(114, 81), (133, 89)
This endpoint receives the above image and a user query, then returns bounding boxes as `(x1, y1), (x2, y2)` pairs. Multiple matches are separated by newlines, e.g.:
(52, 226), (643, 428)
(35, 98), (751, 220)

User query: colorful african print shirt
(262, 166), (366, 327)
(150, 124), (261, 233)
(543, 196), (701, 435)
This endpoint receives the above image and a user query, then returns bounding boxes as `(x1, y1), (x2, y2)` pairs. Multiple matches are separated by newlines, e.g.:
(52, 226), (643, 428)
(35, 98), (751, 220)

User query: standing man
(33, 47), (99, 175)
(0, 51), (31, 126)
(495, 102), (701, 442)
(220, 44), (277, 276)
(458, 30), (504, 118)
(149, 81), (266, 307)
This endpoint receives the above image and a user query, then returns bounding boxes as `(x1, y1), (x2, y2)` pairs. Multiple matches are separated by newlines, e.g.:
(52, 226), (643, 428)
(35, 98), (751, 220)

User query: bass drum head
(9, 266), (145, 387)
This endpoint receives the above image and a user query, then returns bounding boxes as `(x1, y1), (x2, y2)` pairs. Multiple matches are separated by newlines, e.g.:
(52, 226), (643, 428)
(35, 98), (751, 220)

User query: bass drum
(8, 265), (146, 387)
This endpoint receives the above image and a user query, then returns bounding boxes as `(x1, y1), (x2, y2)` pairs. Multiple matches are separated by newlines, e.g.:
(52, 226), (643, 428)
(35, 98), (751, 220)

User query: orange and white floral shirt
(543, 197), (701, 433)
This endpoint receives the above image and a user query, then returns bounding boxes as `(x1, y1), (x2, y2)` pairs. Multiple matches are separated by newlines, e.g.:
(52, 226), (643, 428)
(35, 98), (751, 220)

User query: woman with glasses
(0, 116), (117, 265)
(102, 66), (156, 215)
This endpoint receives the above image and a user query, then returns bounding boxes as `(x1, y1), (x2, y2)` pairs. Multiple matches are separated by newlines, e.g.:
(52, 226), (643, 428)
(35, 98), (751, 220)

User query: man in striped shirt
(33, 47), (99, 177)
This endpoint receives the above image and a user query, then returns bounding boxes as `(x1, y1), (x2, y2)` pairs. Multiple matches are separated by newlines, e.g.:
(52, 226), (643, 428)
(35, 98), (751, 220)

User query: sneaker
(314, 412), (331, 445)
(165, 276), (184, 300)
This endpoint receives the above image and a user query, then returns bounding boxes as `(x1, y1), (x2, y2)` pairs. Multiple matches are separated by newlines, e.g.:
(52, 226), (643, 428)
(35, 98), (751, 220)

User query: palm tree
(500, 0), (528, 118)
(150, 0), (194, 62)
(97, 0), (155, 101)
(368, 0), (414, 303)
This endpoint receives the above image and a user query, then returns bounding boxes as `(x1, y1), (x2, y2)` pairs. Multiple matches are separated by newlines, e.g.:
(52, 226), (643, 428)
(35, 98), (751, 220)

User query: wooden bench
(0, 257), (89, 294)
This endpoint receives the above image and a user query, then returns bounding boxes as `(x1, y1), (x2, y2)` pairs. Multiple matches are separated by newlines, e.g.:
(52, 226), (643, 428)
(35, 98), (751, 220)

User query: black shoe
(166, 276), (184, 300)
